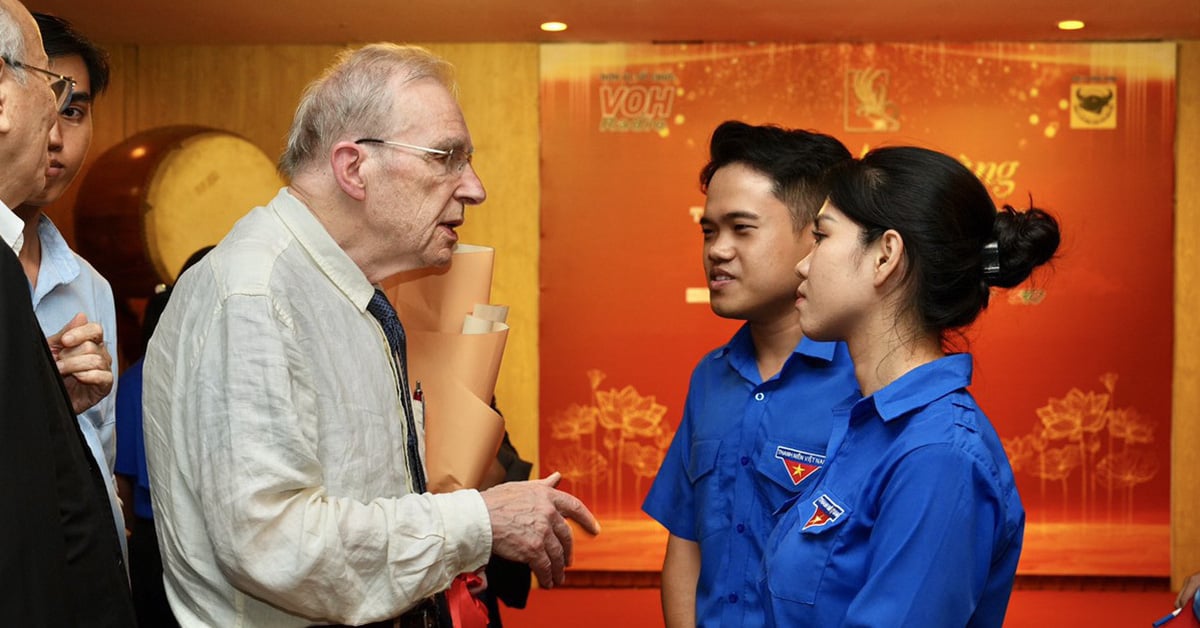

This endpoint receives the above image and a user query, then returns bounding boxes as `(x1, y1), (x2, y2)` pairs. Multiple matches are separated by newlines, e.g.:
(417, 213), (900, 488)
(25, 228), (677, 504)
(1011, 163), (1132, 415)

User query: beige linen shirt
(143, 188), (491, 627)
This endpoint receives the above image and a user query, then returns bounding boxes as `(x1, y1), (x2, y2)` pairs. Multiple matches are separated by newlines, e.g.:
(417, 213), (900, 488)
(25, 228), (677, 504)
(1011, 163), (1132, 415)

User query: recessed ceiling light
(1057, 20), (1085, 31)
(541, 21), (568, 32)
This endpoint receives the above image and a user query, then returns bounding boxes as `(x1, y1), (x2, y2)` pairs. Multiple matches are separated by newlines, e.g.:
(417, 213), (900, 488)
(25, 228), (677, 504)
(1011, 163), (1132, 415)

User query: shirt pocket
(687, 439), (720, 483)
(687, 439), (726, 542)
(765, 490), (852, 606)
(753, 441), (826, 514)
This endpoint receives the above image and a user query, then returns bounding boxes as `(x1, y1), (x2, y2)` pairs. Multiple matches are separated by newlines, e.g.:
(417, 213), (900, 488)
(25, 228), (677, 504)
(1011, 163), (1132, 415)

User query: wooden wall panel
(46, 42), (542, 471)
(1173, 40), (1200, 589)
(127, 45), (342, 156)
(425, 43), (542, 473)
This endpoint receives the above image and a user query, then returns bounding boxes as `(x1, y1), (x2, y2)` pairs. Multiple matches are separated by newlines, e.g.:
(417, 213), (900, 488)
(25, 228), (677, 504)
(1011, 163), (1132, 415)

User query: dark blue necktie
(366, 289), (427, 494)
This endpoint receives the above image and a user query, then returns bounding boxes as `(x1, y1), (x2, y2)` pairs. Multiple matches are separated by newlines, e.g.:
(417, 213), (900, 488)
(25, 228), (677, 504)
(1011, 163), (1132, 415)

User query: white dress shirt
(144, 188), (491, 627)
(0, 199), (24, 254)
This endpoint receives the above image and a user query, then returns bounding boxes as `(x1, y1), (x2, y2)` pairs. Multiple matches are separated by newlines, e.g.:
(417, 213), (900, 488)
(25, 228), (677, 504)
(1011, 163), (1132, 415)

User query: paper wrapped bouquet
(382, 243), (509, 493)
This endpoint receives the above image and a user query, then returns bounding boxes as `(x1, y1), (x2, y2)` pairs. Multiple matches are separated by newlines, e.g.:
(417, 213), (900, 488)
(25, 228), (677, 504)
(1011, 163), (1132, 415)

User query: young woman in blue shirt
(761, 146), (1060, 627)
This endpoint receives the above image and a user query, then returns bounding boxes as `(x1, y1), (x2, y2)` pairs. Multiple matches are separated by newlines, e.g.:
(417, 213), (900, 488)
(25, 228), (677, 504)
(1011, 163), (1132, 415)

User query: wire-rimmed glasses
(1, 56), (75, 113)
(355, 138), (474, 175)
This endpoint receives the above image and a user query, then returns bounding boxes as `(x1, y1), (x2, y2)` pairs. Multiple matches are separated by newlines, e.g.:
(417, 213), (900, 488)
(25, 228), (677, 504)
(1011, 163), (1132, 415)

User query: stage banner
(539, 42), (1176, 576)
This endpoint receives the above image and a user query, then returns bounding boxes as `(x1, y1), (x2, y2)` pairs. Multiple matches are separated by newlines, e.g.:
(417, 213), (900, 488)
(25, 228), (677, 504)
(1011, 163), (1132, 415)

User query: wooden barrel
(74, 126), (284, 300)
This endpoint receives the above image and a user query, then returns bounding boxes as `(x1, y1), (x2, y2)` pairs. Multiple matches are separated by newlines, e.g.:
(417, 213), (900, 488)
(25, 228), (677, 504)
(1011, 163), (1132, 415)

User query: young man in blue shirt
(642, 120), (858, 627)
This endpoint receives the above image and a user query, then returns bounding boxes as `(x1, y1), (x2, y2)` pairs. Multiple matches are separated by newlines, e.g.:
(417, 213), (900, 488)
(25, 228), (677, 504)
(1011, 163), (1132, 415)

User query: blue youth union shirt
(643, 323), (858, 627)
(762, 354), (1025, 628)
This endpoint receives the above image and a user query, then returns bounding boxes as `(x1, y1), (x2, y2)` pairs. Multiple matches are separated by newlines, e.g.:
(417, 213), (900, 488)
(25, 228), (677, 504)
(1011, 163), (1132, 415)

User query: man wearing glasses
(12, 11), (128, 574)
(0, 0), (135, 625)
(0, 5), (65, 218)
(143, 43), (600, 627)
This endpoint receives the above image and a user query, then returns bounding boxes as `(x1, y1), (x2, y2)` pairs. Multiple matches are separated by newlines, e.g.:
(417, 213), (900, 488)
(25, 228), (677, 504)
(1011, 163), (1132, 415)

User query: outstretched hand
(46, 312), (113, 414)
(480, 471), (600, 589)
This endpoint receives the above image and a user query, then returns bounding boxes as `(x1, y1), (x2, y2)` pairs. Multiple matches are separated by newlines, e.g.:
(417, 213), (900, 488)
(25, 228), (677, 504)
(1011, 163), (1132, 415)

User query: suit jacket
(0, 243), (137, 626)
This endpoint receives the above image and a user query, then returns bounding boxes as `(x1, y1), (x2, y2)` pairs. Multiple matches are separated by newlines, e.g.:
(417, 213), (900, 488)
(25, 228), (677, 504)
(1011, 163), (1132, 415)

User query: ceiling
(21, 0), (1200, 45)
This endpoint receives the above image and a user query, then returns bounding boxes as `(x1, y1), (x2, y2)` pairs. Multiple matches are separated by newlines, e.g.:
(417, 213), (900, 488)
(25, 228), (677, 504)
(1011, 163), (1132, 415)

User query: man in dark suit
(0, 0), (135, 624)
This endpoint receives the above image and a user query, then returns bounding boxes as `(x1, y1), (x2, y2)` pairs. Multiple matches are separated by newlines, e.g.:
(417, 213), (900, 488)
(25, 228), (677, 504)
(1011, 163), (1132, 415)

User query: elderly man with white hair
(0, 0), (135, 625)
(144, 43), (600, 628)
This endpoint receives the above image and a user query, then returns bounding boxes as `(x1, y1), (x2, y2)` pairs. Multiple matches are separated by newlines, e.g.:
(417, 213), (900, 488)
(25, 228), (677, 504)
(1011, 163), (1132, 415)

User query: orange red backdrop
(538, 42), (1176, 575)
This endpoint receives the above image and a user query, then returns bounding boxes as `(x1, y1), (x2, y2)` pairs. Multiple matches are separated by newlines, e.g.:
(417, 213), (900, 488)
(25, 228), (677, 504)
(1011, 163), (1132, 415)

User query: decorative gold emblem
(1070, 81), (1118, 129)
(845, 68), (900, 133)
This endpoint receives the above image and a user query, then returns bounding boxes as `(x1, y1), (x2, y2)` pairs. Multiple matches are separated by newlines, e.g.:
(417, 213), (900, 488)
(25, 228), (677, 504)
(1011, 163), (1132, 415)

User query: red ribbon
(446, 573), (489, 628)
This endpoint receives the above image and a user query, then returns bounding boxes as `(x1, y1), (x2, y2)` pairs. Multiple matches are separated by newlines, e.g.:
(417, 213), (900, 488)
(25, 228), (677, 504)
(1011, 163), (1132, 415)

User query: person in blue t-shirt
(642, 120), (859, 627)
(762, 146), (1061, 627)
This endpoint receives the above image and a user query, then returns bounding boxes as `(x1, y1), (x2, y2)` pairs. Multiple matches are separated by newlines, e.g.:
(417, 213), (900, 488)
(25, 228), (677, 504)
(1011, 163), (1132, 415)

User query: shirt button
(754, 392), (765, 401)
(736, 523), (745, 533)
(740, 456), (749, 466)
(728, 593), (739, 603)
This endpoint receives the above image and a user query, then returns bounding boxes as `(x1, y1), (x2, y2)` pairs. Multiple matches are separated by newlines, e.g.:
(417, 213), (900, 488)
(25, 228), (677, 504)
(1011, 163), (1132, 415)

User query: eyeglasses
(1, 56), (75, 113)
(355, 138), (474, 176)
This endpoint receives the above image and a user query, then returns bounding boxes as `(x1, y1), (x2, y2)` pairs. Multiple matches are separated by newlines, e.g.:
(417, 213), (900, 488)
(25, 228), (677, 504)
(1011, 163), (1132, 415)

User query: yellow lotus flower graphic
(1037, 388), (1110, 441)
(551, 403), (599, 441)
(548, 446), (609, 489)
(596, 385), (667, 438)
(1008, 372), (1157, 523)
(547, 370), (675, 517)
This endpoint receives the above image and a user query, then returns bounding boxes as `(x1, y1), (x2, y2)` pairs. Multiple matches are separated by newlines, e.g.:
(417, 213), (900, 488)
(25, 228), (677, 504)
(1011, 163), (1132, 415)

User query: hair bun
(989, 203), (1061, 288)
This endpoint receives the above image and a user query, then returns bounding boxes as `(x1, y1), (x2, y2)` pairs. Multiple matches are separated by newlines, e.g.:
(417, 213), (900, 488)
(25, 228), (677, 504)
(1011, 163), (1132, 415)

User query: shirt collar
(796, 335), (839, 362)
(0, 199), (24, 255)
(717, 322), (844, 384)
(716, 322), (752, 359)
(271, 187), (375, 312)
(716, 322), (841, 364)
(861, 353), (974, 423)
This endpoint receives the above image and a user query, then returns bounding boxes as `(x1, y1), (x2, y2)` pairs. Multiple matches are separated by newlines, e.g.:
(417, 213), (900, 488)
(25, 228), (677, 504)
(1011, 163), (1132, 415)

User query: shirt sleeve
(188, 292), (491, 624)
(642, 378), (699, 540)
(842, 443), (1004, 628)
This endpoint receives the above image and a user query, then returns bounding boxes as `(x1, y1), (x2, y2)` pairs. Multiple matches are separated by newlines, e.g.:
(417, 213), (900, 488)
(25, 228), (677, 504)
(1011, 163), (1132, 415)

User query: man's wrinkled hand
(480, 472), (600, 589)
(47, 312), (113, 414)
